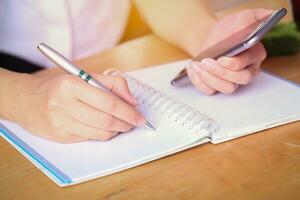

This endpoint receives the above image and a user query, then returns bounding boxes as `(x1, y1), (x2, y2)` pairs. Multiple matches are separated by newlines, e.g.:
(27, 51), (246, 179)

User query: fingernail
(137, 117), (146, 126)
(189, 61), (204, 73)
(200, 58), (216, 70)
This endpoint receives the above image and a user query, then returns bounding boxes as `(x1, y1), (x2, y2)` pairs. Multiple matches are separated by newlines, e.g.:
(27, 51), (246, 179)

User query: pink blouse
(0, 0), (131, 67)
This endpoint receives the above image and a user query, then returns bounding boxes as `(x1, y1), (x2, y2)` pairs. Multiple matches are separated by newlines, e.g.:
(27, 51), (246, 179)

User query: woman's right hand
(11, 73), (145, 143)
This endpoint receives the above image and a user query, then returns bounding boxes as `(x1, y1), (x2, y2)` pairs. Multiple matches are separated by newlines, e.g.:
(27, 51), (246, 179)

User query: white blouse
(0, 0), (131, 68)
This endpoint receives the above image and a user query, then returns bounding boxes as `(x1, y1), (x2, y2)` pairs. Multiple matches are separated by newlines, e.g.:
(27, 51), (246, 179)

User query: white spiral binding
(123, 74), (219, 135)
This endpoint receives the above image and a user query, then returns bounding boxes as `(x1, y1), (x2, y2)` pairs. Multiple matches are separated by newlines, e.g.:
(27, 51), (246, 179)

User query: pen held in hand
(37, 43), (155, 131)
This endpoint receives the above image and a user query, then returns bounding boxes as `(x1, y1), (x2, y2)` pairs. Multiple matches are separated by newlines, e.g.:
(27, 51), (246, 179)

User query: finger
(74, 80), (145, 126)
(187, 63), (216, 95)
(217, 43), (266, 71)
(200, 58), (253, 85)
(70, 119), (119, 141)
(68, 100), (134, 132)
(92, 74), (138, 106)
(190, 62), (238, 94)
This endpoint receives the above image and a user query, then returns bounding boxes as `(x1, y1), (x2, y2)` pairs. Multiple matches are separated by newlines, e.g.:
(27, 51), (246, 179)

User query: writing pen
(37, 43), (155, 131)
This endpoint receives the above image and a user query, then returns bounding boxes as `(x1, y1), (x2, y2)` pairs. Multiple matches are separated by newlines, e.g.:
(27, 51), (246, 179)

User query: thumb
(92, 74), (138, 106)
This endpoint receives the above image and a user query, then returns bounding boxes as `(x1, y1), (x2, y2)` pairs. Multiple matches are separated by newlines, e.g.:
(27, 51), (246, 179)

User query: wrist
(0, 70), (35, 122)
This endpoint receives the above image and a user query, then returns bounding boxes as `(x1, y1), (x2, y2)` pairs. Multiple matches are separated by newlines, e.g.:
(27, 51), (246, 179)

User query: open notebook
(1, 60), (300, 186)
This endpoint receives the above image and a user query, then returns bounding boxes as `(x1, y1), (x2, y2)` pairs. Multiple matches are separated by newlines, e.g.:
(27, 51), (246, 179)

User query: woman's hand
(187, 8), (272, 95)
(11, 73), (144, 143)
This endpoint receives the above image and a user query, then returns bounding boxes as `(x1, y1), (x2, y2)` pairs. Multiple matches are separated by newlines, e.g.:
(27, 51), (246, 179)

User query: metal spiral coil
(124, 74), (219, 134)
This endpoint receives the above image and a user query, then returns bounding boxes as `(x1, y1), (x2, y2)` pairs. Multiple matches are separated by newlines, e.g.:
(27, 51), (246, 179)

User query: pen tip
(37, 43), (46, 50)
(145, 121), (156, 131)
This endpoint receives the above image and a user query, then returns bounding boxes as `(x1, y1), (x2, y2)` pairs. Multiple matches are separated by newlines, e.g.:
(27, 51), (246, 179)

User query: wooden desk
(1, 35), (300, 200)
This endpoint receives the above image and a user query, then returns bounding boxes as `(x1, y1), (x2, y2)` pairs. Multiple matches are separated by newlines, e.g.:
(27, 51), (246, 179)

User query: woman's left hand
(187, 8), (272, 95)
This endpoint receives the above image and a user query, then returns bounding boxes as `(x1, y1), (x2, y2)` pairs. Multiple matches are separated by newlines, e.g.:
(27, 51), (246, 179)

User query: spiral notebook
(1, 60), (300, 187)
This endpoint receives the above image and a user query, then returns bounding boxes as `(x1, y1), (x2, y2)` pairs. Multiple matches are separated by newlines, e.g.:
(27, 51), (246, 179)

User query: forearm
(134, 0), (217, 57)
(0, 68), (32, 121)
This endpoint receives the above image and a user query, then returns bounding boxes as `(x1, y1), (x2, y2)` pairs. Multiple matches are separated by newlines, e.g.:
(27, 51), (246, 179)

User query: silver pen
(37, 43), (155, 131)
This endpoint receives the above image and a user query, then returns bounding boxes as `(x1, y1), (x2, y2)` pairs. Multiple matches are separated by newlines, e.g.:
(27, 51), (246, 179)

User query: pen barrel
(76, 70), (111, 92)
(38, 43), (81, 75)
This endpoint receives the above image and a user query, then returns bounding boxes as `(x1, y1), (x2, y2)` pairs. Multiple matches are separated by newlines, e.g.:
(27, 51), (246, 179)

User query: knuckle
(42, 98), (64, 126)
(48, 119), (70, 137)
(48, 76), (75, 99)
(43, 88), (62, 112)
(43, 95), (59, 112)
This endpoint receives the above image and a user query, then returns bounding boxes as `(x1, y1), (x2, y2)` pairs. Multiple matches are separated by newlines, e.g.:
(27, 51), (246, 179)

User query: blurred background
(122, 0), (293, 41)
(122, 0), (300, 57)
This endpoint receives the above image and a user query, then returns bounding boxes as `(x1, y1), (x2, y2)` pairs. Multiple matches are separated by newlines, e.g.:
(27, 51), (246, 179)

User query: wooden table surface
(1, 34), (300, 200)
